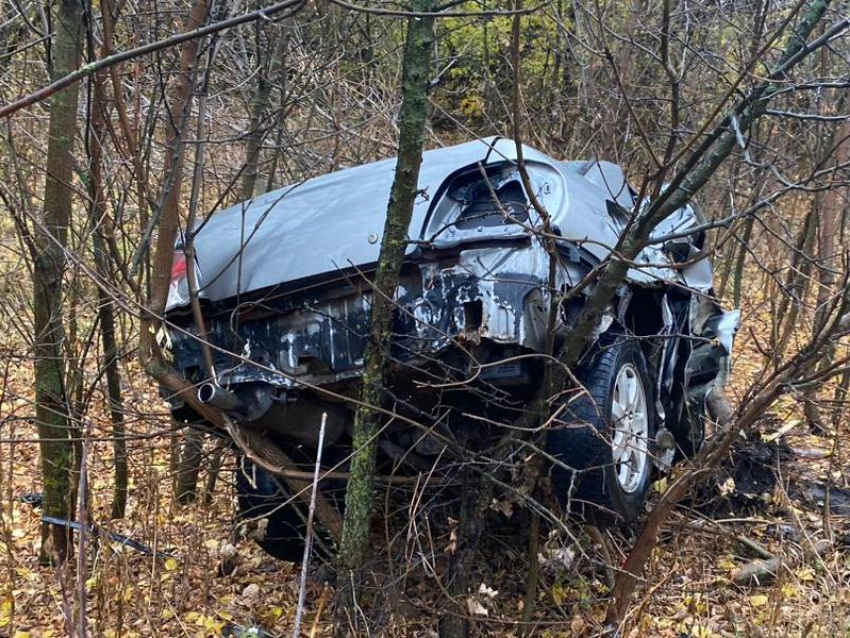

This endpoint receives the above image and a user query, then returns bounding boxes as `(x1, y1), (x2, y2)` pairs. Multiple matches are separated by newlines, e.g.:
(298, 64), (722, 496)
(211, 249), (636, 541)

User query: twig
(731, 556), (783, 585)
(292, 412), (327, 638)
(736, 534), (775, 560)
(0, 0), (307, 119)
(76, 439), (88, 638)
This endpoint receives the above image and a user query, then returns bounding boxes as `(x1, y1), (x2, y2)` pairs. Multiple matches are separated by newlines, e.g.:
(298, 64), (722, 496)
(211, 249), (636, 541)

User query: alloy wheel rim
(610, 363), (649, 494)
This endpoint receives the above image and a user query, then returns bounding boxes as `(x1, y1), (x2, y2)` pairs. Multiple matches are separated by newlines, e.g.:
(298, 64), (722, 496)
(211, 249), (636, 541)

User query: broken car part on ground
(161, 137), (739, 560)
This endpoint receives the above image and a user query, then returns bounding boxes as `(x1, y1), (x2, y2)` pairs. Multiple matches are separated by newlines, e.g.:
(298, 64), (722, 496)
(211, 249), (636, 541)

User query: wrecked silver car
(163, 137), (738, 559)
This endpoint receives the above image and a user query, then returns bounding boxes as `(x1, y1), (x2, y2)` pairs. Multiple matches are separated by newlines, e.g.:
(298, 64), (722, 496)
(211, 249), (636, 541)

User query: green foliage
(434, 2), (567, 127)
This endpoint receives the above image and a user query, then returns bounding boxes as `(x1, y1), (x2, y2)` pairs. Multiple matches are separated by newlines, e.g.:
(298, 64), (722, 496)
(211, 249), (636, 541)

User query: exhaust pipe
(198, 383), (241, 412)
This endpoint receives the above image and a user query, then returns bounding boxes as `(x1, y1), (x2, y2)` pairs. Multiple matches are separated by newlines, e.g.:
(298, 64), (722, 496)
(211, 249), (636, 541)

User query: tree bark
(440, 470), (494, 638)
(174, 15), (222, 505)
(336, 0), (436, 579)
(142, 0), (211, 489)
(176, 428), (205, 504)
(147, 0), (210, 319)
(34, 0), (84, 563)
(802, 114), (849, 431)
(773, 205), (817, 359)
(241, 27), (288, 200)
(87, 65), (128, 520)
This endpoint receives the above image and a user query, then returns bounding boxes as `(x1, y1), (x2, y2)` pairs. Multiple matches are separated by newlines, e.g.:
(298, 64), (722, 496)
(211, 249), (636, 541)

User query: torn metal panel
(169, 241), (582, 393)
(685, 297), (741, 402)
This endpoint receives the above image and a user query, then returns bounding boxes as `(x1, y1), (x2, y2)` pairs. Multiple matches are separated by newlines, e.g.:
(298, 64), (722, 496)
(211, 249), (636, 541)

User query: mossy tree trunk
(34, 0), (84, 562)
(336, 0), (436, 576)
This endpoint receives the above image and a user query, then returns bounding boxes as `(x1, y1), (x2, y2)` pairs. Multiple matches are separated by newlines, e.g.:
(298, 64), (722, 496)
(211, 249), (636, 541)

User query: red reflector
(171, 251), (188, 281)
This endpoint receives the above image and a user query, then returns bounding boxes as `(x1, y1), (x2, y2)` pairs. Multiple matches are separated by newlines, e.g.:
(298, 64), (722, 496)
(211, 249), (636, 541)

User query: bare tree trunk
(202, 440), (226, 504)
(101, 288), (128, 519)
(146, 0), (210, 322)
(803, 117), (850, 432)
(773, 205), (818, 358)
(176, 428), (205, 504)
(87, 65), (128, 520)
(33, 0), (84, 563)
(139, 0), (210, 476)
(440, 470), (494, 638)
(730, 215), (755, 309)
(174, 13), (222, 504)
(335, 0), (436, 605)
(241, 26), (288, 200)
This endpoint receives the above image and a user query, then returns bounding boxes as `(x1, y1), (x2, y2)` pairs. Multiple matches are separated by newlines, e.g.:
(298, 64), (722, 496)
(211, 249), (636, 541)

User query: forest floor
(1, 293), (849, 638)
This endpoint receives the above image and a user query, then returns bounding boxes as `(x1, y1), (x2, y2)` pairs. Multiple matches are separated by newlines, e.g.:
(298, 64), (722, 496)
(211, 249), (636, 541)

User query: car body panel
(172, 138), (713, 313)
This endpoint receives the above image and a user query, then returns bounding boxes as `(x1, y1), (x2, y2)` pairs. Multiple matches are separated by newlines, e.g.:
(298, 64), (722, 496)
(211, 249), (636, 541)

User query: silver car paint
(171, 137), (714, 312)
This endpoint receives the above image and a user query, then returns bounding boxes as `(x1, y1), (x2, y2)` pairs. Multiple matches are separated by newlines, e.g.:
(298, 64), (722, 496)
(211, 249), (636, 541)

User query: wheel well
(621, 287), (666, 374)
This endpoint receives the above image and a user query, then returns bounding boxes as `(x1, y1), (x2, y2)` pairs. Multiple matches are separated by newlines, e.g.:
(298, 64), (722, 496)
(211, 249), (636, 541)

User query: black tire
(235, 458), (341, 562)
(548, 335), (656, 525)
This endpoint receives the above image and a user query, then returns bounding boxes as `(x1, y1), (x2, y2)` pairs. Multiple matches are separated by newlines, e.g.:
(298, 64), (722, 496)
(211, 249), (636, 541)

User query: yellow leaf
(690, 624), (713, 638)
(795, 567), (816, 582)
(203, 617), (223, 632)
(164, 557), (179, 571)
(749, 594), (769, 607)
(718, 557), (737, 572)
(551, 582), (567, 606)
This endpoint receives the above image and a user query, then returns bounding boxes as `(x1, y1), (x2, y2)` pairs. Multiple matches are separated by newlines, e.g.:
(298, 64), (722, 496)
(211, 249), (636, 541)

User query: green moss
(337, 0), (438, 573)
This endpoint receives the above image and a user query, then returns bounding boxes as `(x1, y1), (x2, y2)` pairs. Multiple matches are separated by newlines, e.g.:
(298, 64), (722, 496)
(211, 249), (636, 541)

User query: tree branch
(0, 0), (306, 119)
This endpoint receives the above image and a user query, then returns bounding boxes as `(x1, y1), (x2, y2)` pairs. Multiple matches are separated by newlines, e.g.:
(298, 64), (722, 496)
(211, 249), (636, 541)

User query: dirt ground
(1, 296), (849, 638)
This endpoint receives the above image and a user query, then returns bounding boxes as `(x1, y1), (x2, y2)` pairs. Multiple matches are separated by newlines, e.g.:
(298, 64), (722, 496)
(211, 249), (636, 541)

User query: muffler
(198, 382), (241, 412)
